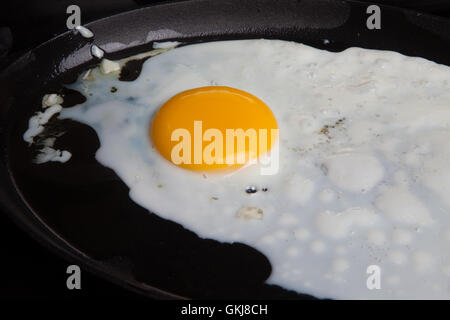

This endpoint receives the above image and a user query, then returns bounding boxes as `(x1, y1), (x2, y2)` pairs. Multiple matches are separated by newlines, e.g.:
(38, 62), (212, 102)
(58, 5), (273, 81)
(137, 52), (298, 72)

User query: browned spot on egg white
(319, 117), (346, 139)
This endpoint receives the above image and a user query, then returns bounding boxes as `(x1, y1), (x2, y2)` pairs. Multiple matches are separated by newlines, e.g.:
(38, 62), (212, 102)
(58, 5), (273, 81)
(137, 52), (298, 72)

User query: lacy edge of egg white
(23, 39), (450, 299)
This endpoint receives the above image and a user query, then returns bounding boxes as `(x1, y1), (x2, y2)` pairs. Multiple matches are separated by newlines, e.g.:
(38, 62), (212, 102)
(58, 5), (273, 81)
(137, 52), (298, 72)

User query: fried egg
(32, 39), (450, 299)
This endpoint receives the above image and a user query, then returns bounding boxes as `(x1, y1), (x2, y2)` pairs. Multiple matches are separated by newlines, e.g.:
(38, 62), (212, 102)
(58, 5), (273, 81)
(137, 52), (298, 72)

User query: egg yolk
(151, 86), (278, 171)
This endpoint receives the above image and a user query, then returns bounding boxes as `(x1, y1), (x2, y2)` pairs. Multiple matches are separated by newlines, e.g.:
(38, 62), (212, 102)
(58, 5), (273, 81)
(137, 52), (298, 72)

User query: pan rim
(1, 0), (450, 300)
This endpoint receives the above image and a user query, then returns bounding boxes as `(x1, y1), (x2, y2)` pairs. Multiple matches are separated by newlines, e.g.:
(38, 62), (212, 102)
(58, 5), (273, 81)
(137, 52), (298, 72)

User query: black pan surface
(0, 0), (449, 299)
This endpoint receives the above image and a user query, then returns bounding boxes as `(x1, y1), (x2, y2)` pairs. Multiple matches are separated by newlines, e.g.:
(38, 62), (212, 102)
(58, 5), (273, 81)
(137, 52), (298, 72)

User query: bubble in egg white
(332, 258), (350, 273)
(367, 229), (387, 246)
(392, 228), (414, 246)
(293, 227), (310, 241)
(323, 153), (384, 193)
(375, 185), (434, 227)
(413, 251), (435, 273)
(318, 188), (336, 203)
(388, 250), (408, 265)
(309, 240), (326, 254)
(285, 246), (300, 257)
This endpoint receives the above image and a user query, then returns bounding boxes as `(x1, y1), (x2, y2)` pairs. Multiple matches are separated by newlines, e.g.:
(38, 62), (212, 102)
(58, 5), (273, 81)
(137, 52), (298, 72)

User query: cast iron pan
(0, 0), (449, 299)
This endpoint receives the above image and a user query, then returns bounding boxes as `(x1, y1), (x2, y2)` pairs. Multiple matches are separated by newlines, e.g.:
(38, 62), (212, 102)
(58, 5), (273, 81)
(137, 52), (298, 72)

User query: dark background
(0, 0), (449, 300)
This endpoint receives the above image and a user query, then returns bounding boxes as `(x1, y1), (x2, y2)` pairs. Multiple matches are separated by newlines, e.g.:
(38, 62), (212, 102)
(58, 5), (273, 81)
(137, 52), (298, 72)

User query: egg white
(58, 39), (450, 299)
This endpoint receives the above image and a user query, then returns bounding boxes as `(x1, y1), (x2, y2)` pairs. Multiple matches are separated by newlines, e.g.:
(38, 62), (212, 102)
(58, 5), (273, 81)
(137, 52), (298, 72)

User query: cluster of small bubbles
(245, 186), (269, 194)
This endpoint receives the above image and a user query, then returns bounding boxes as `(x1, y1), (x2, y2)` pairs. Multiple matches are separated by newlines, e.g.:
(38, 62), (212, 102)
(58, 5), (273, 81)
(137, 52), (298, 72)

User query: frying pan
(0, 0), (449, 299)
